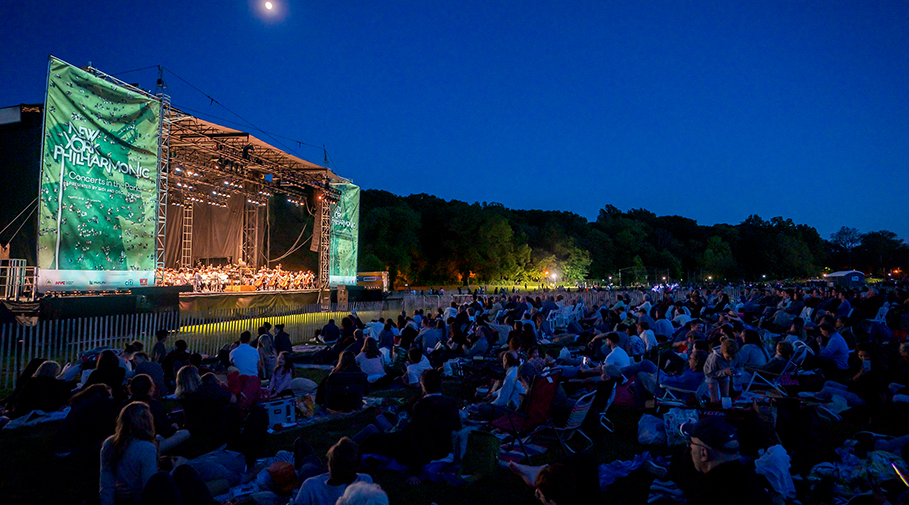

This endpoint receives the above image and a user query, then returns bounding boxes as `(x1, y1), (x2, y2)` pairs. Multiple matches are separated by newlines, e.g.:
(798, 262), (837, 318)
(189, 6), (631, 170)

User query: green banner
(329, 183), (359, 286)
(37, 56), (160, 291)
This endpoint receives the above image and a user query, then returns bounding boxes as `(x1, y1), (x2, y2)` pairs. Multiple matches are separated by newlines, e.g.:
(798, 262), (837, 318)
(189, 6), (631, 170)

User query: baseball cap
(680, 416), (739, 453)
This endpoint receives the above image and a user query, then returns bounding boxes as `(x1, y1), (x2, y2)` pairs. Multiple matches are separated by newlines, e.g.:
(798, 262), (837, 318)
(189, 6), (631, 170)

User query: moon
(265, 1), (273, 9)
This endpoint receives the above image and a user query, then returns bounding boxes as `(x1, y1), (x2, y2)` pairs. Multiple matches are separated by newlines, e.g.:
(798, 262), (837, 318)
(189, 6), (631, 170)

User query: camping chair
(526, 390), (596, 455)
(655, 380), (709, 411)
(798, 306), (814, 324)
(861, 303), (890, 334)
(594, 379), (618, 432)
(743, 356), (800, 397)
(489, 369), (562, 462)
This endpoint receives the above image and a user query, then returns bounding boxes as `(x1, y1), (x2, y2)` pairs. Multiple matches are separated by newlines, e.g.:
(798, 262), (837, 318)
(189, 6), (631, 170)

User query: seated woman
(267, 351), (295, 397)
(84, 350), (127, 403)
(355, 339), (387, 384)
(470, 351), (526, 419)
(737, 329), (770, 368)
(126, 374), (190, 453)
(10, 360), (74, 418)
(316, 352), (368, 412)
(175, 366), (232, 444)
(100, 401), (216, 505)
(100, 402), (159, 505)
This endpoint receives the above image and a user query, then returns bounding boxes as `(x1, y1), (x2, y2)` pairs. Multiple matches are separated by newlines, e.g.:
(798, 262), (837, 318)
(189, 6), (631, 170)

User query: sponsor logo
(139, 279), (148, 286)
(89, 280), (107, 286)
(125, 279), (134, 286)
(55, 281), (66, 285)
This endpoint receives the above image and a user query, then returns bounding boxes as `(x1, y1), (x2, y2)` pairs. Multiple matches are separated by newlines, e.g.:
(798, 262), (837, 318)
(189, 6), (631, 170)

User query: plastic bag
(637, 414), (666, 445)
(663, 408), (699, 446)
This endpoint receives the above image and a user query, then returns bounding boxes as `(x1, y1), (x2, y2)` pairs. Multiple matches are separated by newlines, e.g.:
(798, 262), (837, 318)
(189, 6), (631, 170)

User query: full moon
(265, 1), (273, 9)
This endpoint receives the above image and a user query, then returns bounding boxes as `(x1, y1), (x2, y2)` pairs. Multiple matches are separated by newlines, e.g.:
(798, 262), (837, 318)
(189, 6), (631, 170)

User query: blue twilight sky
(2, 1), (908, 240)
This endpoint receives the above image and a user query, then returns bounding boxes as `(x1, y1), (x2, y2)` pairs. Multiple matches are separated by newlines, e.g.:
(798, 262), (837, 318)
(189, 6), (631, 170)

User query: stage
(178, 288), (321, 312)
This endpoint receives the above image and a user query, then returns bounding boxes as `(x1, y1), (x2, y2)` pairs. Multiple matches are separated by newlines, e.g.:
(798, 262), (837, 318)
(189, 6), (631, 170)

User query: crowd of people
(159, 264), (317, 292)
(2, 281), (909, 505)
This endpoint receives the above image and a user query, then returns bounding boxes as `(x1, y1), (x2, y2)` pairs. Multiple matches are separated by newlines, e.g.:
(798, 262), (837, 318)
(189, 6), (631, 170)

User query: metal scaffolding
(181, 203), (193, 268)
(318, 194), (333, 289)
(154, 69), (170, 278)
(242, 201), (259, 268)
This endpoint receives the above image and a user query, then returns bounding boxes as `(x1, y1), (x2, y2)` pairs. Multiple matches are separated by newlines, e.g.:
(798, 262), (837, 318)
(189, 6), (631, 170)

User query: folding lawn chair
(489, 369), (562, 462)
(743, 356), (799, 397)
(526, 390), (596, 455)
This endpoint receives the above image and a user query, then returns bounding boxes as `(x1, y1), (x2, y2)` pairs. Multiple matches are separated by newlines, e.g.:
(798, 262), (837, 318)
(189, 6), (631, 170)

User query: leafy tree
(830, 226), (862, 268)
(702, 236), (737, 279)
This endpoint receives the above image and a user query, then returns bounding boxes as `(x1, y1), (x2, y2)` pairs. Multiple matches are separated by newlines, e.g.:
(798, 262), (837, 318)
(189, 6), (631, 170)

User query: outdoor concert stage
(0, 57), (361, 309)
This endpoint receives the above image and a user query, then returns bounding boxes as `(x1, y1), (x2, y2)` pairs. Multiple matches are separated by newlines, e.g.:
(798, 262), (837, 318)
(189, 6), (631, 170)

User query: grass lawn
(0, 367), (657, 505)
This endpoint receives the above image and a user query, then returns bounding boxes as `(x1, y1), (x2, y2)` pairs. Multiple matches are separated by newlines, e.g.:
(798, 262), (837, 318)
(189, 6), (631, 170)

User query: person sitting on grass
(403, 348), (432, 388)
(316, 352), (369, 412)
(99, 402), (159, 505)
(84, 350), (127, 403)
(355, 338), (387, 384)
(9, 360), (74, 419)
(126, 374), (190, 453)
(267, 351), (295, 397)
(293, 437), (373, 505)
(355, 368), (461, 483)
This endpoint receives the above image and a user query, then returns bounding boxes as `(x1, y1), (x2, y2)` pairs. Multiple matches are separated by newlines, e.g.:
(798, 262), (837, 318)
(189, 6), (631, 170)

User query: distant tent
(825, 270), (865, 289)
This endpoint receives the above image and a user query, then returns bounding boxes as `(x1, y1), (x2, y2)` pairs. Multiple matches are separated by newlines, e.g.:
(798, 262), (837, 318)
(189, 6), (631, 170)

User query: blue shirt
(820, 332), (849, 370)
(835, 299), (852, 319)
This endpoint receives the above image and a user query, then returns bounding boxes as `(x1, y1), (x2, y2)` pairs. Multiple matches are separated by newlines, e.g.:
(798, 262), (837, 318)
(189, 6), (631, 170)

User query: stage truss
(163, 109), (342, 277)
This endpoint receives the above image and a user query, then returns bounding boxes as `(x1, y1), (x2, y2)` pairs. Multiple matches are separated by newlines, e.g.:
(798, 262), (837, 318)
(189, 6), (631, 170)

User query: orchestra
(159, 264), (317, 292)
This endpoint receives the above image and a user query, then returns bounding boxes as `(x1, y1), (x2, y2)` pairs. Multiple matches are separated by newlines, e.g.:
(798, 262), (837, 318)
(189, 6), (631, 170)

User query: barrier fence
(0, 300), (403, 389)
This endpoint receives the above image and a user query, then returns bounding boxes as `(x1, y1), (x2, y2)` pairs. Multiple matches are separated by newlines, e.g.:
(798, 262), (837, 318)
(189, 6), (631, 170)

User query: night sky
(2, 1), (907, 240)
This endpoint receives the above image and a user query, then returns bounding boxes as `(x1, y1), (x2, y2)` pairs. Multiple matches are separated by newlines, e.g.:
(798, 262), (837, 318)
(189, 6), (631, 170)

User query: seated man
(358, 368), (461, 477)
(680, 417), (771, 505)
(403, 348), (432, 388)
(622, 350), (708, 409)
(804, 322), (850, 380)
(293, 437), (372, 505)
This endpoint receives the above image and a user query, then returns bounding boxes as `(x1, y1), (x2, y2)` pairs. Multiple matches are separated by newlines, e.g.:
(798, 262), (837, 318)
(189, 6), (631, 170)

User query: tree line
(356, 190), (909, 287)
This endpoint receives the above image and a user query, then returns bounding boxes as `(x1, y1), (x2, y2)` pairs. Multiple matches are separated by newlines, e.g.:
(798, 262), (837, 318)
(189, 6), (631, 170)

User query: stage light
(266, 1), (273, 9)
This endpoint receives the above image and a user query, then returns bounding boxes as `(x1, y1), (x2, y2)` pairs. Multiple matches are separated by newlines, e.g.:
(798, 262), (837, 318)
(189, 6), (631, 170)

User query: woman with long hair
(84, 350), (127, 402)
(174, 365), (202, 399)
(267, 351), (294, 396)
(356, 339), (386, 383)
(334, 351), (358, 373)
(316, 351), (368, 411)
(99, 402), (157, 505)
(10, 360), (73, 418)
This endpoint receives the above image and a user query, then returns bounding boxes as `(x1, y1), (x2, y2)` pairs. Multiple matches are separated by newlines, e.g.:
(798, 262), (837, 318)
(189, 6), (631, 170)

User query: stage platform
(178, 288), (321, 312)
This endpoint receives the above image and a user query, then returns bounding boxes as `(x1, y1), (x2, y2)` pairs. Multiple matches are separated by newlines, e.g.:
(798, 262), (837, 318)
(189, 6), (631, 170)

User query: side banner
(37, 56), (160, 291)
(328, 183), (359, 286)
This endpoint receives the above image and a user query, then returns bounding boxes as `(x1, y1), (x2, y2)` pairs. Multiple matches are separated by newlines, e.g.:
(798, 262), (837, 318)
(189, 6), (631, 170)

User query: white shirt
(405, 355), (432, 385)
(605, 346), (631, 368)
(229, 343), (259, 376)
(491, 365), (526, 409)
(639, 329), (658, 352)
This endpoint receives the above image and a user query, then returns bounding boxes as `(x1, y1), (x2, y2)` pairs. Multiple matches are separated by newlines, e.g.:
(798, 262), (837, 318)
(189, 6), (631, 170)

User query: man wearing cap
(682, 417), (770, 505)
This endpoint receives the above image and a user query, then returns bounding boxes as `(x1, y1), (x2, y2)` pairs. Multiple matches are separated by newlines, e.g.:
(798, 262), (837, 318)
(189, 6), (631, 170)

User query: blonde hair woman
(99, 402), (157, 505)
(174, 365), (202, 399)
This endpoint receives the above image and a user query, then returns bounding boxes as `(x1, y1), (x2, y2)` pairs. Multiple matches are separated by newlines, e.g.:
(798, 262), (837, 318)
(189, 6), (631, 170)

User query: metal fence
(0, 299), (404, 389)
